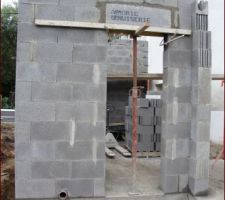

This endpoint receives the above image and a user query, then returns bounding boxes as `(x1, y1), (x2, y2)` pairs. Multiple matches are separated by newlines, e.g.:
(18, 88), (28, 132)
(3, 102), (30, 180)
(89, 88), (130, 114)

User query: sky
(1, 0), (224, 74)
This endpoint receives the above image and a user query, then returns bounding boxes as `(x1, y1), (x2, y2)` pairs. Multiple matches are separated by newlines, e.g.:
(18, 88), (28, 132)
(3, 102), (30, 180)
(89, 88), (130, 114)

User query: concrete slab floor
(106, 151), (162, 198)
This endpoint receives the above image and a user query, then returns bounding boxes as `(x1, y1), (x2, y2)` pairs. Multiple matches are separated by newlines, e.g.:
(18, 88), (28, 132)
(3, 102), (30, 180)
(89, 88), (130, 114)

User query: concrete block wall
(15, 0), (108, 199)
(189, 1), (211, 196)
(107, 39), (148, 74)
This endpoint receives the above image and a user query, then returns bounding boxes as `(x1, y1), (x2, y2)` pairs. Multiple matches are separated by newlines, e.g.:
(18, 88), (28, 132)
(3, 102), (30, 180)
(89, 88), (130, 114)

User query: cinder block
(20, 0), (58, 4)
(72, 160), (105, 178)
(59, 0), (96, 7)
(94, 179), (105, 197)
(189, 141), (209, 159)
(55, 141), (93, 160)
(137, 125), (154, 134)
(164, 49), (191, 68)
(17, 62), (57, 82)
(15, 81), (31, 103)
(155, 107), (162, 116)
(18, 3), (34, 23)
(97, 141), (105, 160)
(191, 84), (211, 105)
(189, 176), (209, 196)
(155, 125), (161, 133)
(57, 63), (93, 83)
(31, 82), (72, 102)
(58, 29), (96, 44)
(73, 45), (107, 63)
(176, 139), (189, 157)
(161, 121), (190, 139)
(168, 36), (192, 50)
(16, 42), (33, 62)
(31, 142), (55, 160)
(72, 84), (106, 102)
(15, 122), (30, 144)
(31, 121), (71, 141)
(15, 161), (31, 180)
(35, 4), (75, 21)
(192, 104), (211, 122)
(161, 157), (189, 175)
(56, 102), (97, 121)
(179, 174), (189, 192)
(56, 179), (94, 197)
(145, 0), (178, 7)
(191, 121), (210, 142)
(15, 142), (30, 161)
(76, 122), (105, 141)
(33, 43), (73, 63)
(192, 31), (211, 50)
(138, 107), (154, 117)
(16, 102), (55, 121)
(17, 22), (58, 43)
(31, 161), (71, 179)
(160, 173), (179, 193)
(192, 49), (211, 68)
(189, 159), (209, 179)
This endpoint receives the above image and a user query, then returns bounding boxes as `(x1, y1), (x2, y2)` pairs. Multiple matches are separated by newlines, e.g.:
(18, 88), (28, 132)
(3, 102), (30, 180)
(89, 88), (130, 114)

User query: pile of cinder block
(125, 97), (162, 152)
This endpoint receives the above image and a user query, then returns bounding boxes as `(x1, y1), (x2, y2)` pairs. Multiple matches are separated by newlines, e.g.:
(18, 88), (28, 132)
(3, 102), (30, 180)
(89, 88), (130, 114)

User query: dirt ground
(0, 123), (224, 200)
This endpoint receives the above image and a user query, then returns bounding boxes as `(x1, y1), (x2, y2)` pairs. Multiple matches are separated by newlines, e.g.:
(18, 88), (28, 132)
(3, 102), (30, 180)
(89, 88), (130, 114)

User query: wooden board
(105, 147), (115, 158)
(35, 19), (191, 36)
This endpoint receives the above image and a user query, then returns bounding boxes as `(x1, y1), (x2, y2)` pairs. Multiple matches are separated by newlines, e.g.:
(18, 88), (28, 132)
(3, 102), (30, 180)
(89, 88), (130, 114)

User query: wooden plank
(135, 22), (150, 36)
(35, 19), (191, 36)
(107, 73), (224, 81)
(115, 145), (131, 157)
(105, 147), (115, 158)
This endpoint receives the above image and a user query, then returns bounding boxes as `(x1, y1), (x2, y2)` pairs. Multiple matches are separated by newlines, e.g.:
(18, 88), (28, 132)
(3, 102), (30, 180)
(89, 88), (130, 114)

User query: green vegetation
(1, 4), (18, 108)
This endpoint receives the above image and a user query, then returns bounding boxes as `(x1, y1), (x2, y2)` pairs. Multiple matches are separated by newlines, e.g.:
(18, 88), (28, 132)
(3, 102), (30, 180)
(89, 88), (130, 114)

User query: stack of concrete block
(107, 39), (148, 74)
(125, 97), (162, 152)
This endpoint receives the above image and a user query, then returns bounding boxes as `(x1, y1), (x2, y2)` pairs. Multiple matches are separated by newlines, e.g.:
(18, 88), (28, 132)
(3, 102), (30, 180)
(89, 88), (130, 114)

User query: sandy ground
(1, 123), (224, 200)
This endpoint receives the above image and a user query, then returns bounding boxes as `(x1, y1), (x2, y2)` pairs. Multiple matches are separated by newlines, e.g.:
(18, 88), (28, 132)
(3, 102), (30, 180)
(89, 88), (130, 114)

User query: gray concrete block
(58, 29), (96, 44)
(17, 62), (57, 82)
(139, 116), (154, 126)
(94, 179), (105, 197)
(76, 122), (105, 141)
(168, 36), (192, 50)
(16, 102), (55, 121)
(35, 4), (75, 21)
(16, 179), (56, 199)
(72, 160), (105, 179)
(16, 42), (33, 62)
(17, 22), (58, 43)
(55, 141), (93, 160)
(97, 141), (105, 160)
(178, 0), (194, 29)
(189, 159), (209, 179)
(189, 177), (209, 196)
(31, 142), (55, 160)
(164, 49), (191, 68)
(74, 7), (100, 22)
(163, 86), (191, 104)
(73, 45), (107, 63)
(15, 81), (31, 103)
(161, 157), (189, 175)
(18, 3), (34, 23)
(138, 107), (154, 117)
(163, 103), (191, 123)
(145, 0), (178, 7)
(191, 84), (211, 105)
(31, 161), (71, 179)
(192, 104), (211, 122)
(15, 142), (30, 161)
(155, 125), (161, 134)
(59, 0), (96, 7)
(160, 173), (179, 193)
(31, 121), (71, 141)
(56, 179), (94, 197)
(192, 67), (211, 87)
(179, 174), (189, 192)
(20, 0), (58, 4)
(72, 84), (106, 102)
(33, 43), (73, 63)
(31, 82), (72, 102)
(191, 121), (210, 142)
(192, 31), (211, 50)
(155, 108), (162, 116)
(175, 139), (189, 158)
(137, 125), (154, 134)
(189, 141), (209, 159)
(15, 161), (31, 180)
(192, 49), (211, 68)
(161, 122), (190, 139)
(15, 122), (30, 144)
(57, 63), (93, 83)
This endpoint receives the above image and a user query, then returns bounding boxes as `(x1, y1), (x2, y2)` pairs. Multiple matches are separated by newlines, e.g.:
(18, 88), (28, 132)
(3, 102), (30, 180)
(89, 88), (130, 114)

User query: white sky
(2, 0), (224, 74)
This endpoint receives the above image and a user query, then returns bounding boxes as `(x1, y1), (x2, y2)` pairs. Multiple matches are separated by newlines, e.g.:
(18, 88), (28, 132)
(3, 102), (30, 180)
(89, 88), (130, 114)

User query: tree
(1, 4), (18, 108)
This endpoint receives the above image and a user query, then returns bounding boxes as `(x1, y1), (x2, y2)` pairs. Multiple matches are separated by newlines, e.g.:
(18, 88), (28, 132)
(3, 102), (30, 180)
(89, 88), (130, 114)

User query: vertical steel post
(131, 36), (138, 193)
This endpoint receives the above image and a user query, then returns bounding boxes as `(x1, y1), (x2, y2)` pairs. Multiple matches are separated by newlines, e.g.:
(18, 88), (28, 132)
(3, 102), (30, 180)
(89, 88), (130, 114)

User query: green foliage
(2, 4), (18, 107)
(2, 96), (12, 109)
